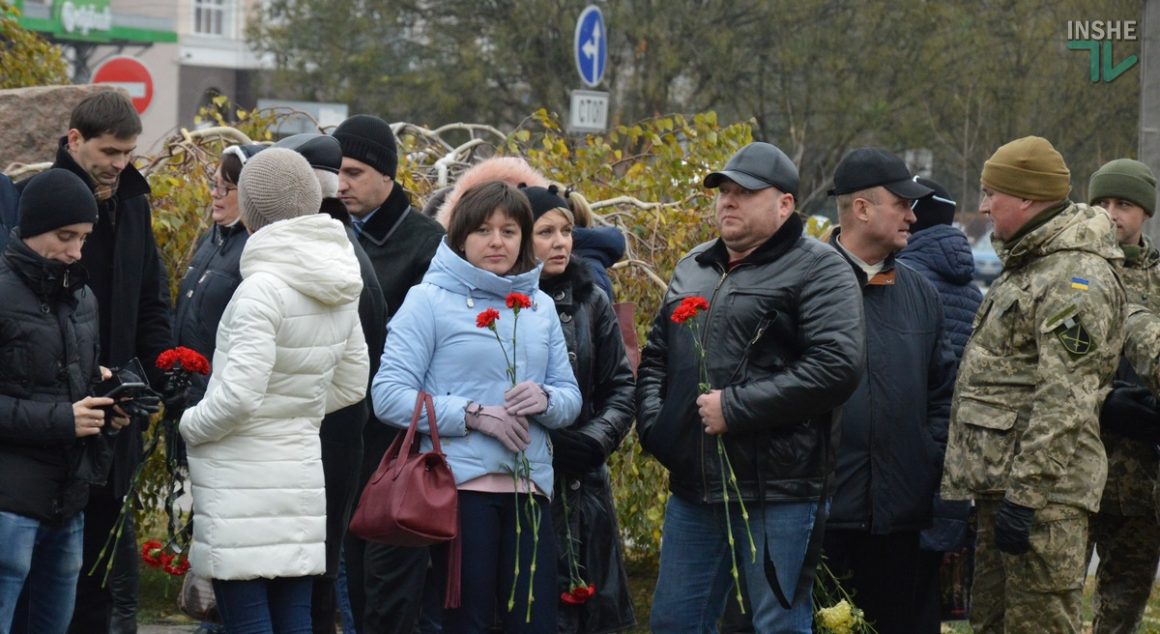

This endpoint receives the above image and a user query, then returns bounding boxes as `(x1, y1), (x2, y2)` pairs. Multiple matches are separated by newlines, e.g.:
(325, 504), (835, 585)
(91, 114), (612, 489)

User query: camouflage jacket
(1102, 236), (1160, 516)
(1124, 304), (1160, 393)
(941, 202), (1125, 512)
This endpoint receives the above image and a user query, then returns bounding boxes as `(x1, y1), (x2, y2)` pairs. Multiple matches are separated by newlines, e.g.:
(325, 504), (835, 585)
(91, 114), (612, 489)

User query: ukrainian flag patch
(1070, 277), (1090, 291)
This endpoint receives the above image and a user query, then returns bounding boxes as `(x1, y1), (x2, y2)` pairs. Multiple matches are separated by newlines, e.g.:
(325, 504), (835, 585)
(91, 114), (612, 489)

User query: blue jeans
(0, 510), (84, 634)
(335, 549), (356, 634)
(212, 577), (312, 634)
(651, 495), (818, 634)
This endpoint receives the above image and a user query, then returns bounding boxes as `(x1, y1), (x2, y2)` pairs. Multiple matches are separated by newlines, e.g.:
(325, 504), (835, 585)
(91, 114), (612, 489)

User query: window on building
(193, 0), (227, 36)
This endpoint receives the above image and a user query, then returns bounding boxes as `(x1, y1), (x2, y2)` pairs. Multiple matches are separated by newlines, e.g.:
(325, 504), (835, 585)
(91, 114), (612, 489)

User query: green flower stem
(89, 418), (164, 585)
(719, 440), (757, 562)
(717, 437), (745, 614)
(560, 486), (585, 588)
(524, 454), (540, 623)
(508, 461), (522, 612)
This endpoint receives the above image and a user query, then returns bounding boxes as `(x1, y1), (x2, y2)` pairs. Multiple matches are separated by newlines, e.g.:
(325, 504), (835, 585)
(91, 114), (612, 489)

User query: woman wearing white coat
(180, 148), (369, 634)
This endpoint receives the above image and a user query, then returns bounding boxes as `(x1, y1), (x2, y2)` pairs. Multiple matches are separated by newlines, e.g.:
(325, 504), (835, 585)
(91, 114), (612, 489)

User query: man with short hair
(19, 90), (174, 634)
(332, 114), (444, 634)
(942, 136), (1125, 633)
(822, 149), (957, 634)
(636, 142), (866, 633)
(1085, 158), (1160, 634)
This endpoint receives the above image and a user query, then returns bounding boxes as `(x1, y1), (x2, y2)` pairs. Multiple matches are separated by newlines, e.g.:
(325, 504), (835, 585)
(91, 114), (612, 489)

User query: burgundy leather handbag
(349, 392), (458, 546)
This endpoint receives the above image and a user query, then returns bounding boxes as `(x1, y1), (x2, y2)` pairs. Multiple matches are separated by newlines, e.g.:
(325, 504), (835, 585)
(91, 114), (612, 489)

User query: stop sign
(91, 56), (154, 114)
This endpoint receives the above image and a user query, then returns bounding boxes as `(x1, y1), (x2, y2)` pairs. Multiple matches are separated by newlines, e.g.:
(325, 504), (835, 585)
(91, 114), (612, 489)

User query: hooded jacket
(572, 226), (625, 302)
(371, 240), (582, 496)
(896, 224), (983, 358)
(0, 235), (110, 525)
(942, 202), (1125, 512)
(180, 214), (370, 580)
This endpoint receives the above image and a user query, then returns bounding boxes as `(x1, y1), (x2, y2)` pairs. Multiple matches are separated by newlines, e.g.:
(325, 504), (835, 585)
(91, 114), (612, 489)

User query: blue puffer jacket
(897, 225), (983, 358)
(897, 224), (981, 551)
(573, 226), (625, 302)
(371, 239), (582, 495)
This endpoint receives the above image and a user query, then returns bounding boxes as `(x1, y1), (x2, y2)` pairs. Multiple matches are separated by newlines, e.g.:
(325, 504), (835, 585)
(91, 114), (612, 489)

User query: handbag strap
(395, 392), (442, 469)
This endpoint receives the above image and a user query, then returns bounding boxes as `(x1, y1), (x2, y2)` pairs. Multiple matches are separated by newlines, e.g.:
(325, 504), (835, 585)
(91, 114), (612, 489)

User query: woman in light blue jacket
(372, 180), (581, 633)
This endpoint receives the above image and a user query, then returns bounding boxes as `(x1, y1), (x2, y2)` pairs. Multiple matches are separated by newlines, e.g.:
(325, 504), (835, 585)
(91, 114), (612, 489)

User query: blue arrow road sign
(574, 5), (606, 88)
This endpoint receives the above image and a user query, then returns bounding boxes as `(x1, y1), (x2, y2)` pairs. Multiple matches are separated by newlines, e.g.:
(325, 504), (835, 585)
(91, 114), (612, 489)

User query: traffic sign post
(568, 90), (609, 134)
(570, 6), (609, 134)
(91, 56), (154, 114)
(574, 5), (606, 88)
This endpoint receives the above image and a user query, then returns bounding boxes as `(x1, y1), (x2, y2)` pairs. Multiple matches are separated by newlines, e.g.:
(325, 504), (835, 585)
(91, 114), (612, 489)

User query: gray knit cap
(238, 148), (322, 232)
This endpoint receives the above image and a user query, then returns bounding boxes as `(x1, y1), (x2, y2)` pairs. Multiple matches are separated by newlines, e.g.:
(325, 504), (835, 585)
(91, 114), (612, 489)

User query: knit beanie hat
(18, 169), (99, 237)
(332, 114), (398, 179)
(522, 185), (570, 221)
(238, 148), (322, 232)
(910, 176), (956, 233)
(1089, 158), (1157, 216)
(981, 136), (1071, 201)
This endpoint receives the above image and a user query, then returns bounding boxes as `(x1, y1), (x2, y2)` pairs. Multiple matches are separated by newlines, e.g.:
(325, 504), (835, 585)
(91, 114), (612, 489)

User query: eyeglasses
(210, 182), (237, 197)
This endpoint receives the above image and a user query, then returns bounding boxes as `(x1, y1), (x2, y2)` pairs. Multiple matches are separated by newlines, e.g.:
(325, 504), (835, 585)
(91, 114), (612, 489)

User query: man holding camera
(0, 169), (129, 632)
(16, 91), (173, 634)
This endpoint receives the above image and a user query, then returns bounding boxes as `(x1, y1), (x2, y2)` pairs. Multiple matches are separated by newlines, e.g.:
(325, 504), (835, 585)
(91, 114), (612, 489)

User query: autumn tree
(0, 0), (69, 88)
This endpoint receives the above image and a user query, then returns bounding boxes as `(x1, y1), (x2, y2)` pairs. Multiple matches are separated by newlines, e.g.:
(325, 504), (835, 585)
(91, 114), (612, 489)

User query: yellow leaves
(212, 94), (228, 107)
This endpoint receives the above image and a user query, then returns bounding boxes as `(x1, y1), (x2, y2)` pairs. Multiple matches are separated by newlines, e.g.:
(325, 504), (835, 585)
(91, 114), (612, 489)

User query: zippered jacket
(636, 213), (866, 503)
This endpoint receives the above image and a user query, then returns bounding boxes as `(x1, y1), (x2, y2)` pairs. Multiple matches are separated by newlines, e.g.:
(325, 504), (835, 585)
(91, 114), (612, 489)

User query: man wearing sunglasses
(822, 148), (957, 634)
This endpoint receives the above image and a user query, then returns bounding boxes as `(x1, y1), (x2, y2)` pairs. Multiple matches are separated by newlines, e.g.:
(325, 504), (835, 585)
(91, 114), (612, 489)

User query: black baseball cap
(828, 147), (934, 200)
(704, 142), (799, 196)
(273, 133), (343, 174)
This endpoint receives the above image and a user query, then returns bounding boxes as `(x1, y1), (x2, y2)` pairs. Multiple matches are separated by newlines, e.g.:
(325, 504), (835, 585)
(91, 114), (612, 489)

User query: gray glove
(505, 381), (550, 416)
(467, 404), (531, 452)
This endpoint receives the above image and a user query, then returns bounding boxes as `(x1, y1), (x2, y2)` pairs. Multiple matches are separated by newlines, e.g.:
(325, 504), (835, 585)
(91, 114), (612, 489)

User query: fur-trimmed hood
(435, 157), (549, 228)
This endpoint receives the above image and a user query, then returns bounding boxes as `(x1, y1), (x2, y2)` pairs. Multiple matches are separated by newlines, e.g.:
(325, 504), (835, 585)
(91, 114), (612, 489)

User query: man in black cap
(19, 90), (173, 634)
(331, 115), (443, 634)
(636, 142), (866, 632)
(274, 132), (387, 634)
(821, 148), (957, 634)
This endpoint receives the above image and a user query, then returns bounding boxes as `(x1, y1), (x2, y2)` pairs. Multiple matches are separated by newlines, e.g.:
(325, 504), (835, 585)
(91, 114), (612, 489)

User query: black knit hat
(332, 114), (398, 179)
(522, 185), (570, 221)
(19, 169), (99, 238)
(909, 176), (957, 233)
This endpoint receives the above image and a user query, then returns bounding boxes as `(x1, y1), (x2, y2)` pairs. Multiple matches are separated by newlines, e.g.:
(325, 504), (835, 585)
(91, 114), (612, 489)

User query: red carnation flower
(140, 540), (164, 568)
(163, 556), (191, 576)
(156, 346), (210, 375)
(671, 296), (709, 324)
(476, 308), (501, 329)
(505, 292), (532, 311)
(560, 583), (597, 604)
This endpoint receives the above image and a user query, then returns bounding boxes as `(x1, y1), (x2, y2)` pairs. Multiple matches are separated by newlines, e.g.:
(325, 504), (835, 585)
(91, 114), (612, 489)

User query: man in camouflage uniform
(941, 136), (1125, 634)
(1085, 159), (1160, 634)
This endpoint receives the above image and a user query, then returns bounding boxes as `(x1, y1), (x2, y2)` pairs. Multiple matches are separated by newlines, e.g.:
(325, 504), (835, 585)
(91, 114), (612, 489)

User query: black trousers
(821, 529), (922, 634)
(68, 484), (138, 634)
(345, 535), (430, 634)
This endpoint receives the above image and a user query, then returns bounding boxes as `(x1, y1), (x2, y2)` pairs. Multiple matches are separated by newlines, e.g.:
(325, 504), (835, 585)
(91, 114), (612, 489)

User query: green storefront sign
(14, 0), (176, 43)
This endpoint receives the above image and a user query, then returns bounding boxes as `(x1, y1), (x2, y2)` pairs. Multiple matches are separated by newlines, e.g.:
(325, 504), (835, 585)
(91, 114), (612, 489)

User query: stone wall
(0, 84), (128, 179)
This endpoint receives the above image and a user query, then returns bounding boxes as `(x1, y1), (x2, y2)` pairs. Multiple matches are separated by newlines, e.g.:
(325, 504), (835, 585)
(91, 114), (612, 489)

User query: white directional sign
(568, 90), (609, 134)
(574, 5), (607, 88)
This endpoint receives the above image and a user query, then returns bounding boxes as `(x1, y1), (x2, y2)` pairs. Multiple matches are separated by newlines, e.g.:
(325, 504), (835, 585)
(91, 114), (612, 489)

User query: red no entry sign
(92, 56), (154, 114)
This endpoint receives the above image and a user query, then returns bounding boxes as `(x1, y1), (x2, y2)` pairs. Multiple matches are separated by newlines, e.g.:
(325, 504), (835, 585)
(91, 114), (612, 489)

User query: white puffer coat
(180, 214), (369, 580)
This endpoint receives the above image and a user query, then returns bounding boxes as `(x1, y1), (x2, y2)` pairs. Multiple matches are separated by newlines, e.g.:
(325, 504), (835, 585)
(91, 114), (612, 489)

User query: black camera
(91, 359), (161, 433)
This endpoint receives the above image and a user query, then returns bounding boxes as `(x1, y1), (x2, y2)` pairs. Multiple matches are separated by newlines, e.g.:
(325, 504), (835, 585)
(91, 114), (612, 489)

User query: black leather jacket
(636, 213), (866, 504)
